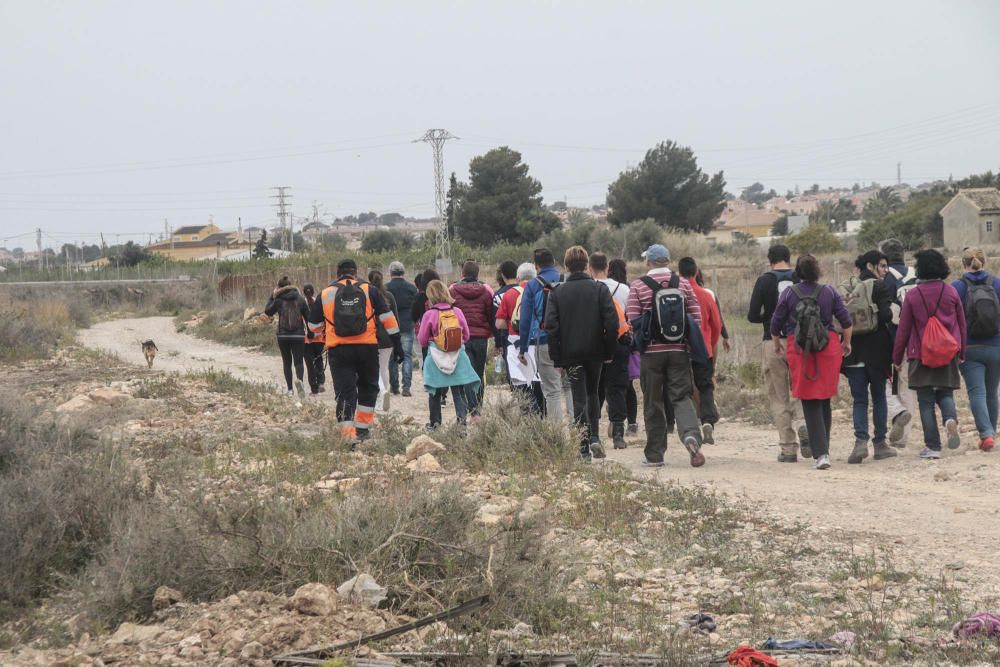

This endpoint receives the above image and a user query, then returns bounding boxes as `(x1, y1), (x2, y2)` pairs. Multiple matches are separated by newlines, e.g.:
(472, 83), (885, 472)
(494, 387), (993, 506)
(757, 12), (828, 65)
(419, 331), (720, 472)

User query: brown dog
(141, 340), (158, 368)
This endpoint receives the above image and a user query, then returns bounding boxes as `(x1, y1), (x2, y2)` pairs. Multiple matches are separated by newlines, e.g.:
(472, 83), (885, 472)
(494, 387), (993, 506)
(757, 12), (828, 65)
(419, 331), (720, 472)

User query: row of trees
(445, 141), (727, 247)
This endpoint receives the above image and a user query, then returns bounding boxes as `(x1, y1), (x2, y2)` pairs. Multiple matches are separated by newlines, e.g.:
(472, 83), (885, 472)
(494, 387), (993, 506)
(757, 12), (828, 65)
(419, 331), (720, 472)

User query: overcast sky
(1, 1), (998, 247)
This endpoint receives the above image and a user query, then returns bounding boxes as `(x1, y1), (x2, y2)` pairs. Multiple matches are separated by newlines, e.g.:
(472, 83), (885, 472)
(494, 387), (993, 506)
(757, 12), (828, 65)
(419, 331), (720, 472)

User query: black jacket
(748, 268), (799, 341)
(264, 285), (310, 340)
(386, 277), (417, 333)
(544, 272), (619, 367)
(841, 269), (895, 377)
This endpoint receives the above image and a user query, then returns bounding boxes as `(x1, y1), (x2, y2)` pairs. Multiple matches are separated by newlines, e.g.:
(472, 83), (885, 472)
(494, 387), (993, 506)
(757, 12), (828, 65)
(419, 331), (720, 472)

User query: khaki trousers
(886, 364), (916, 445)
(762, 341), (804, 455)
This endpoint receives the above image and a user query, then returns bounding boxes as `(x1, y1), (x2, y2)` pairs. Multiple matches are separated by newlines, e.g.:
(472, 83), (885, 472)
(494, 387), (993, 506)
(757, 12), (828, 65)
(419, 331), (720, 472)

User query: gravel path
(80, 316), (1000, 587)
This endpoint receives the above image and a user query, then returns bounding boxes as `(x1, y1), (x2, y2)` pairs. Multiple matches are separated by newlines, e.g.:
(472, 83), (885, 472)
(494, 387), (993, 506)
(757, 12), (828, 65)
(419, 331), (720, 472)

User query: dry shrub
(0, 397), (142, 620)
(434, 395), (580, 475)
(74, 474), (574, 638)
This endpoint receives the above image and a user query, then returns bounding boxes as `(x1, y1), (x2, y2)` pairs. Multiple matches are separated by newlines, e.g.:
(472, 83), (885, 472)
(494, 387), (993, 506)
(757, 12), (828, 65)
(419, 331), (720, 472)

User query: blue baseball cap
(641, 244), (670, 263)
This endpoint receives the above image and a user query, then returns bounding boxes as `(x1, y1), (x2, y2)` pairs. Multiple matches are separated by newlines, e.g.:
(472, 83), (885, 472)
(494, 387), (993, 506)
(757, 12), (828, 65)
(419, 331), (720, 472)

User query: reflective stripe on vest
(378, 310), (400, 335)
(306, 320), (326, 344)
(321, 279), (378, 347)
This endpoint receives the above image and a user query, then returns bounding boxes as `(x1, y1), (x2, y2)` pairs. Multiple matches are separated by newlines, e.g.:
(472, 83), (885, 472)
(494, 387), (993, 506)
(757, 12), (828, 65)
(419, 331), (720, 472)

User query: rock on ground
(288, 583), (338, 616)
(405, 435), (446, 461)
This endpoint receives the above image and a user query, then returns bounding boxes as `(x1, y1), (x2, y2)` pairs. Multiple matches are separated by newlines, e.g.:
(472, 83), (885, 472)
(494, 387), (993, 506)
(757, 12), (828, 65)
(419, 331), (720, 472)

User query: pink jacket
(417, 303), (471, 347)
(892, 280), (967, 367)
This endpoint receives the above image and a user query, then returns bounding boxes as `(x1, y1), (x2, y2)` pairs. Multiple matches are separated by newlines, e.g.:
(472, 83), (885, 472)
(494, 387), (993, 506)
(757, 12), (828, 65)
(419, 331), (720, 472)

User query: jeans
(536, 343), (572, 422)
(801, 399), (832, 457)
(843, 365), (888, 444)
(762, 341), (805, 455)
(464, 337), (489, 409)
(959, 345), (1000, 439)
(429, 385), (473, 426)
(598, 343), (630, 424)
(916, 388), (957, 451)
(639, 351), (700, 463)
(567, 360), (603, 452)
(692, 357), (719, 426)
(389, 331), (414, 391)
(277, 338), (305, 391)
(328, 344), (380, 439)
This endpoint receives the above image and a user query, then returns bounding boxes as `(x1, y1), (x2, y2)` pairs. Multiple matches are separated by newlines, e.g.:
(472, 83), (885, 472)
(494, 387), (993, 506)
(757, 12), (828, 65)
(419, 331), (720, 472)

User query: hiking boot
(590, 440), (607, 459)
(889, 410), (911, 446)
(391, 388), (400, 395)
(945, 419), (961, 449)
(579, 444), (593, 463)
(627, 423), (639, 436)
(847, 439), (869, 464)
(402, 388), (412, 397)
(919, 447), (941, 459)
(813, 454), (831, 470)
(642, 458), (665, 468)
(873, 441), (898, 460)
(797, 424), (810, 454)
(612, 422), (627, 450)
(702, 423), (715, 445)
(777, 452), (798, 463)
(684, 435), (705, 467)
(981, 436), (996, 452)
(294, 379), (306, 399)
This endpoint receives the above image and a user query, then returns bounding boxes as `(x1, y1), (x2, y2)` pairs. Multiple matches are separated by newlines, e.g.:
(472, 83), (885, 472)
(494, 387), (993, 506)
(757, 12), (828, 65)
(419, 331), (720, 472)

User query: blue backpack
(527, 275), (558, 343)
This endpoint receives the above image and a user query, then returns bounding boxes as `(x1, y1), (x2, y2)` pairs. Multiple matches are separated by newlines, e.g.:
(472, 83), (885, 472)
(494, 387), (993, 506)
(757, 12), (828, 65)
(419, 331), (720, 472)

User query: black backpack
(963, 274), (1000, 339)
(639, 274), (686, 343)
(278, 296), (303, 334)
(333, 280), (371, 337)
(790, 284), (830, 380)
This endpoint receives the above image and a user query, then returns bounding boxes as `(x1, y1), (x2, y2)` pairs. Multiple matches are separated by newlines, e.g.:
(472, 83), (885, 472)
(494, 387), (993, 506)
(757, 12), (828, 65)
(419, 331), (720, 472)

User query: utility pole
(414, 129), (458, 272)
(163, 219), (169, 242)
(289, 213), (295, 253)
(36, 228), (42, 270)
(271, 186), (292, 251)
(897, 162), (902, 186)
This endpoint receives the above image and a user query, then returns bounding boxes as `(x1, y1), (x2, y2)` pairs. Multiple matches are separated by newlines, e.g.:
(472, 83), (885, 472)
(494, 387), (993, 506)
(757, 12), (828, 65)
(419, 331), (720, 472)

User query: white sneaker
(813, 454), (831, 470)
(285, 389), (295, 397)
(294, 379), (306, 399)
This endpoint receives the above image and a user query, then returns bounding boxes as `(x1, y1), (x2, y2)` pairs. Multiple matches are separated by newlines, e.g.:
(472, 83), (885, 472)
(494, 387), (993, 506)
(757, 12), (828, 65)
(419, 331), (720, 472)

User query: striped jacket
(626, 268), (702, 354)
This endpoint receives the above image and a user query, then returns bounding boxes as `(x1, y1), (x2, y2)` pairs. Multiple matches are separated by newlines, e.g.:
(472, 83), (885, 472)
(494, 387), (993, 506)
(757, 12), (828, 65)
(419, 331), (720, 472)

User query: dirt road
(81, 316), (1000, 585)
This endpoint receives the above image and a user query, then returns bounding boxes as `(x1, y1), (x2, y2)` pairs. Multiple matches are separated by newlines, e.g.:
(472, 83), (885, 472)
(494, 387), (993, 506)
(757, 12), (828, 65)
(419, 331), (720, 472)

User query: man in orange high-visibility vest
(309, 259), (402, 443)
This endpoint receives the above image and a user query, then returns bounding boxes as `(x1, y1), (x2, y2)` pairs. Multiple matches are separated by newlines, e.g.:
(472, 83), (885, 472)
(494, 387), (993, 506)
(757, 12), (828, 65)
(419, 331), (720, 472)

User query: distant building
(709, 207), (781, 242)
(146, 227), (254, 261)
(941, 188), (1000, 249)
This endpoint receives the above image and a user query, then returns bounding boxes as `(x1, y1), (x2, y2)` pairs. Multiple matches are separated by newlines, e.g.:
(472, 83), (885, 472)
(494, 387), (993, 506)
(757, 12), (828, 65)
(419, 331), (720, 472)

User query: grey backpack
(790, 284), (830, 380)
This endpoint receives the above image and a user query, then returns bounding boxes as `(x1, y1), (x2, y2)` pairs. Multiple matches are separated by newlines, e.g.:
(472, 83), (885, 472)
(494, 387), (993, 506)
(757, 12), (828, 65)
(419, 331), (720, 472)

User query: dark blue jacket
(518, 266), (561, 352)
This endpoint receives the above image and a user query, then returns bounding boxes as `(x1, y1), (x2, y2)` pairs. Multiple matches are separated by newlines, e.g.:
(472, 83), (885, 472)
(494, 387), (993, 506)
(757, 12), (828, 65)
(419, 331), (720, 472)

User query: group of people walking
(755, 239), (998, 469)
(264, 237), (1000, 467)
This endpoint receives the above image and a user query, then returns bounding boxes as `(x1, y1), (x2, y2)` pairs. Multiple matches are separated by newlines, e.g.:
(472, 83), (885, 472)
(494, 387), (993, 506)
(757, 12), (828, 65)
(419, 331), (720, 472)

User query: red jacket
(691, 283), (723, 356)
(449, 280), (494, 339)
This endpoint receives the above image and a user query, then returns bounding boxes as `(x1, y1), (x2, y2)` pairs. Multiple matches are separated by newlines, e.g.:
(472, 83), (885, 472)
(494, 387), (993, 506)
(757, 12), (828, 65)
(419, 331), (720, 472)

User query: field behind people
(3, 249), (1000, 666)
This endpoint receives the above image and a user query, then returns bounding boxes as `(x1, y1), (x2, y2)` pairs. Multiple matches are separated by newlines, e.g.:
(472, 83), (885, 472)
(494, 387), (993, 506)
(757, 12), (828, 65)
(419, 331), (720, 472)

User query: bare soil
(80, 316), (1000, 590)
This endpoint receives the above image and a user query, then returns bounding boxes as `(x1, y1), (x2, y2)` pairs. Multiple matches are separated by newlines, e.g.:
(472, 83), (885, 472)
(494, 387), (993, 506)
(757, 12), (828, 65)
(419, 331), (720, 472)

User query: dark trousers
(464, 337), (489, 407)
(844, 365), (888, 444)
(513, 382), (545, 414)
(567, 360), (603, 450)
(692, 357), (719, 425)
(277, 338), (305, 391)
(328, 345), (380, 437)
(801, 399), (832, 457)
(598, 343), (630, 424)
(429, 385), (472, 426)
(304, 341), (326, 394)
(916, 388), (957, 451)
(626, 382), (638, 425)
(640, 351), (700, 463)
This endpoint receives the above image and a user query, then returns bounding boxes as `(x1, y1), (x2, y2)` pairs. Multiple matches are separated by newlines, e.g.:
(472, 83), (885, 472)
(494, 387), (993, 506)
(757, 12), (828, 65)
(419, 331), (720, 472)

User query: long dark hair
(608, 258), (628, 284)
(418, 268), (440, 292)
(368, 269), (387, 295)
